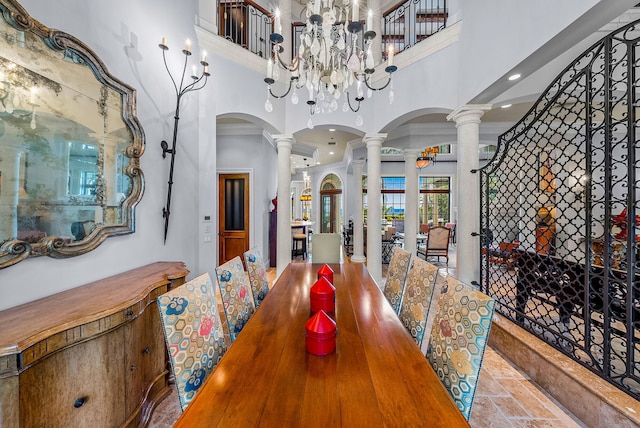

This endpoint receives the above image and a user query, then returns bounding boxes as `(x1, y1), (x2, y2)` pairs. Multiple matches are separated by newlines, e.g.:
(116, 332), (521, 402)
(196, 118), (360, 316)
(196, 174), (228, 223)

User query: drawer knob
(143, 347), (150, 354)
(73, 397), (88, 408)
(126, 309), (134, 317)
(130, 365), (138, 371)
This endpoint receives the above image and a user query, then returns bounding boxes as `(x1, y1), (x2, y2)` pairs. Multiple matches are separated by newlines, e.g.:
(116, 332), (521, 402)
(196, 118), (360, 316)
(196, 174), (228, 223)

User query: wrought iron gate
(478, 19), (640, 400)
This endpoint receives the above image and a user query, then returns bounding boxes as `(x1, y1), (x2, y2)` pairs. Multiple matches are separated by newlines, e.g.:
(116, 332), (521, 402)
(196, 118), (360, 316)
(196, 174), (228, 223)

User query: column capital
(273, 134), (294, 149)
(403, 148), (422, 160)
(446, 104), (492, 127)
(363, 133), (387, 147)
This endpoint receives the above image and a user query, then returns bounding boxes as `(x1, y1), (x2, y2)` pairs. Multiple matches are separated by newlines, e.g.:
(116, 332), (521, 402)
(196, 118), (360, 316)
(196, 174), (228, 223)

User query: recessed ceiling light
(329, 128), (335, 132)
(508, 73), (521, 81)
(500, 104), (512, 109)
(329, 151), (334, 155)
(316, 161), (321, 165)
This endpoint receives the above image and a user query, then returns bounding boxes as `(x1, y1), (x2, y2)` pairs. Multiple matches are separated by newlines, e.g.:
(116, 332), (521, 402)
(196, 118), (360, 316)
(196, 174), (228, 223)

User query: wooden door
(320, 190), (341, 233)
(218, 174), (250, 265)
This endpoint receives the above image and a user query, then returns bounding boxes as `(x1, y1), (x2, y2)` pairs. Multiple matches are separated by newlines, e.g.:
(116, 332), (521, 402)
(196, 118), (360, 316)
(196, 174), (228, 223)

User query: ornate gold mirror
(0, 0), (144, 268)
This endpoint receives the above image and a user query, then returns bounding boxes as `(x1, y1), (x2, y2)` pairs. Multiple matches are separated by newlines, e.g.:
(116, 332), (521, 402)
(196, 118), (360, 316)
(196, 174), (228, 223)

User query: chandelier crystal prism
(264, 0), (397, 127)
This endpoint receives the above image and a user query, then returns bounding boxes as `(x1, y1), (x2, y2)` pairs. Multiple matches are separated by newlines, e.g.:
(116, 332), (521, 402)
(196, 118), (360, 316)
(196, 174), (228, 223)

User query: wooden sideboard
(0, 261), (189, 428)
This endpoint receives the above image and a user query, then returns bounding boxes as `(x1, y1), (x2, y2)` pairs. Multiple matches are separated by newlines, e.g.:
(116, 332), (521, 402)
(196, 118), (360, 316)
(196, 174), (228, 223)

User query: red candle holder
(310, 276), (336, 314)
(305, 310), (337, 356)
(317, 264), (334, 285)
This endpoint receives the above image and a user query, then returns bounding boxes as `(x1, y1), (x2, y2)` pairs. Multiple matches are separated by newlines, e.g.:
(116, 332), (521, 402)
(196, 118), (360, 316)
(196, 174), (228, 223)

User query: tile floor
(149, 246), (587, 427)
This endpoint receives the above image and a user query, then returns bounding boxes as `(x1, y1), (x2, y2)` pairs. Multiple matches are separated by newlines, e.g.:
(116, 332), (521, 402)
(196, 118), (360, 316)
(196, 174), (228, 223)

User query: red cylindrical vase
(310, 276), (336, 314)
(305, 310), (337, 356)
(317, 264), (334, 285)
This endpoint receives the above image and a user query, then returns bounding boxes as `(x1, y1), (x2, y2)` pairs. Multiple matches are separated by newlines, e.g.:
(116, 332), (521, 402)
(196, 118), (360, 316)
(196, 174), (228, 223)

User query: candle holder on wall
(159, 38), (209, 243)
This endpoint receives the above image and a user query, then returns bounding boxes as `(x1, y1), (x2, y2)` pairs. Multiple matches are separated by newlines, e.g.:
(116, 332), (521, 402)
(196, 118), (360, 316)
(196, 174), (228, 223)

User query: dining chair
(397, 258), (439, 347)
(243, 247), (270, 308)
(445, 222), (456, 244)
(157, 273), (228, 411)
(382, 246), (412, 314)
(382, 226), (398, 263)
(418, 226), (450, 264)
(311, 233), (342, 263)
(427, 276), (495, 420)
(215, 256), (256, 342)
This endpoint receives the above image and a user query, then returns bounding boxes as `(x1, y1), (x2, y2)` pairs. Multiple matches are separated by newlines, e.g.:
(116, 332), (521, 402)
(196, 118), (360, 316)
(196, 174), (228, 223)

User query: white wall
(216, 129), (278, 266)
(0, 0), (206, 310)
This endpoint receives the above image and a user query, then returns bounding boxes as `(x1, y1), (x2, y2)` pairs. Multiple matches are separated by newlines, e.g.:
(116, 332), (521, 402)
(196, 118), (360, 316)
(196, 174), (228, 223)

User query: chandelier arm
(268, 78), (295, 99)
(363, 72), (392, 91)
(344, 91), (362, 113)
(275, 47), (300, 72)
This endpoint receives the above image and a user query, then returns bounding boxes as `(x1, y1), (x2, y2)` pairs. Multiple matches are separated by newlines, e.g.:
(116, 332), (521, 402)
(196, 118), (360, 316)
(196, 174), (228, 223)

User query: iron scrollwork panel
(479, 19), (640, 400)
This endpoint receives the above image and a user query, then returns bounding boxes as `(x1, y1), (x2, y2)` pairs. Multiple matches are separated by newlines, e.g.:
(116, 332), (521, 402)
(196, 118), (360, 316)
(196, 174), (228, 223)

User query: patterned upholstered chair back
(383, 246), (412, 314)
(427, 276), (495, 420)
(157, 273), (228, 411)
(215, 256), (256, 342)
(243, 248), (270, 308)
(398, 258), (439, 346)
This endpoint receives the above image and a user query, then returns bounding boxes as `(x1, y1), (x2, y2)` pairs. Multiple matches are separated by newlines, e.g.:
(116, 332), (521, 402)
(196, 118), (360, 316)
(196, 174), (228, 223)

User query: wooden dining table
(174, 262), (469, 427)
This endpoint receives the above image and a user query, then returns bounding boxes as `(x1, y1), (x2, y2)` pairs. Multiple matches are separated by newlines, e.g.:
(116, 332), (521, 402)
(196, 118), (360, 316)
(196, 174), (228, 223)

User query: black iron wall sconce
(159, 37), (209, 243)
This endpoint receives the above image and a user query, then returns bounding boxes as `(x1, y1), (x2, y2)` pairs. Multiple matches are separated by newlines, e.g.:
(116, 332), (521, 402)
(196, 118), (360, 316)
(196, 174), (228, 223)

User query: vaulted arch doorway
(320, 173), (343, 233)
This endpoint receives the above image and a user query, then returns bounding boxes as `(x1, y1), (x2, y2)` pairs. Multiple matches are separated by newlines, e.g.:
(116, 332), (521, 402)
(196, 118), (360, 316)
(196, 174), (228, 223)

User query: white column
(351, 160), (366, 263)
(447, 105), (491, 285)
(403, 148), (420, 255)
(275, 134), (294, 277)
(364, 133), (386, 284)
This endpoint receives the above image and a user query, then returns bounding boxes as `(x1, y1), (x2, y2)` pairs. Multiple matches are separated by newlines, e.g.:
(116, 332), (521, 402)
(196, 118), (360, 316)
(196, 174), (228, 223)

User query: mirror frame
(0, 0), (145, 268)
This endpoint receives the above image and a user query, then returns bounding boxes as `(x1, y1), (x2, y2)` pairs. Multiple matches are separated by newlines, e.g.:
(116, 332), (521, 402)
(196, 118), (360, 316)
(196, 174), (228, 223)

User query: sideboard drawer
(20, 329), (126, 427)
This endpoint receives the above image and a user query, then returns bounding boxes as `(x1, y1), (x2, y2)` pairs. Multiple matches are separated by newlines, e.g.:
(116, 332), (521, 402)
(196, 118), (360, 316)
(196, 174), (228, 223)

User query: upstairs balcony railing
(219, 0), (272, 59)
(382, 0), (447, 58)
(218, 0), (447, 62)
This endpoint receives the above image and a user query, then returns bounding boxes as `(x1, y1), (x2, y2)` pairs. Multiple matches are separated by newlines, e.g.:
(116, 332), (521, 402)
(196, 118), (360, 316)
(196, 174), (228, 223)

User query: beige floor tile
(512, 419), (577, 428)
(476, 371), (511, 397)
(470, 395), (514, 427)
(483, 349), (529, 380)
(490, 396), (532, 419)
(498, 379), (559, 419)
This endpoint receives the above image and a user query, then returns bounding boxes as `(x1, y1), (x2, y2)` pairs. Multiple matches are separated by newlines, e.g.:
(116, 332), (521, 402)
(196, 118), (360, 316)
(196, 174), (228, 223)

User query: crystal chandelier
(264, 0), (397, 128)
